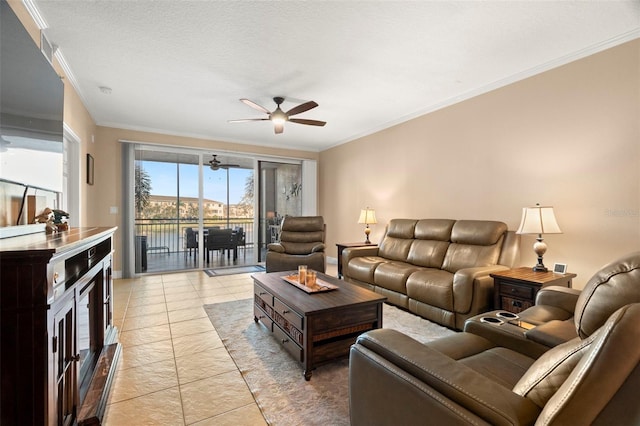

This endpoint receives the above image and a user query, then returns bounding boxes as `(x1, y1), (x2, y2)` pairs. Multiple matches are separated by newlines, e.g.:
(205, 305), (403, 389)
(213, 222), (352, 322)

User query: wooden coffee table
(252, 270), (386, 380)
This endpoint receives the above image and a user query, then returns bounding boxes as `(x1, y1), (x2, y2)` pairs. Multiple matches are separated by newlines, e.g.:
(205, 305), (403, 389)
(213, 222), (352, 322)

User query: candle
(298, 265), (307, 285)
(306, 270), (317, 287)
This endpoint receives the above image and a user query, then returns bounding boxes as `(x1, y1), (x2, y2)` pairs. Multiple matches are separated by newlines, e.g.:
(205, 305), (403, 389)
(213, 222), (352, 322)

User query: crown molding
(21, 0), (47, 29)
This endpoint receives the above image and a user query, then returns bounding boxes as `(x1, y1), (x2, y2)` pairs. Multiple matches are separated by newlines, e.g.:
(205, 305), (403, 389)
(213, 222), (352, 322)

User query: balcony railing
(134, 218), (256, 253)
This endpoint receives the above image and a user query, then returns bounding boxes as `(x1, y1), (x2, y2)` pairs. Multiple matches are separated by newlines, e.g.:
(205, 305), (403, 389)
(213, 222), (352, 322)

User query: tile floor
(105, 264), (337, 425)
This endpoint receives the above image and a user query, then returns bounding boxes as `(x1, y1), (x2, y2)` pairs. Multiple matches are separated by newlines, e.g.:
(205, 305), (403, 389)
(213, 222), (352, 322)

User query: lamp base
(532, 264), (548, 273)
(364, 226), (371, 244)
(531, 236), (548, 272)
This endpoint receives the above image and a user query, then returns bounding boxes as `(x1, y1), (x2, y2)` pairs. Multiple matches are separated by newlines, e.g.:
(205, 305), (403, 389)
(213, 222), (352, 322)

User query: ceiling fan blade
(228, 118), (270, 123)
(240, 98), (271, 114)
(274, 123), (284, 134)
(286, 101), (318, 117)
(289, 118), (326, 127)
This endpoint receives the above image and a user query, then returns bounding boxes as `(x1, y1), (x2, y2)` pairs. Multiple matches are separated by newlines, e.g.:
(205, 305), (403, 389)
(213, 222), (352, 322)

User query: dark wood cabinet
(0, 227), (119, 426)
(252, 271), (385, 380)
(491, 267), (576, 313)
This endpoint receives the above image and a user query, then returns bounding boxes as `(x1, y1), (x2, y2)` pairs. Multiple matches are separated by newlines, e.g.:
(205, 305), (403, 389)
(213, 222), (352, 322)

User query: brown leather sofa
(349, 251), (640, 425)
(265, 216), (326, 273)
(342, 219), (519, 329)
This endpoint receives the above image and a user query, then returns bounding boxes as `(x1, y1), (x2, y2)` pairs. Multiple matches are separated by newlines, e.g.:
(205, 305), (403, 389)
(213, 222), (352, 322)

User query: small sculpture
(52, 209), (70, 231)
(34, 207), (57, 234)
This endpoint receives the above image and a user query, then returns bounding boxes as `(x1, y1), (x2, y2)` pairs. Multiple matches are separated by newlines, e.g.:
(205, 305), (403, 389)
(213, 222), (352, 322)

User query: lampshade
(358, 208), (377, 225)
(516, 205), (562, 235)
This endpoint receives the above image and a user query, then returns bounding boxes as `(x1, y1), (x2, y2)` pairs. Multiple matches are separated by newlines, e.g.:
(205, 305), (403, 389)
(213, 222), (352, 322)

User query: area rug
(204, 299), (455, 425)
(203, 265), (265, 277)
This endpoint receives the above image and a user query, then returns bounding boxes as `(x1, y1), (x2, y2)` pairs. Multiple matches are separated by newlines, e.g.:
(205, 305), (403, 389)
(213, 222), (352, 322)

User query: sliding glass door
(257, 161), (303, 262)
(127, 146), (256, 275)
(134, 149), (200, 274)
(202, 155), (254, 267)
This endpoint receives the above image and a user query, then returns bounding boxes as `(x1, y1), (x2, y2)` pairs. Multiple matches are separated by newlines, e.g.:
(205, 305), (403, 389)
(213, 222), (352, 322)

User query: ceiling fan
(229, 96), (326, 134)
(208, 154), (240, 171)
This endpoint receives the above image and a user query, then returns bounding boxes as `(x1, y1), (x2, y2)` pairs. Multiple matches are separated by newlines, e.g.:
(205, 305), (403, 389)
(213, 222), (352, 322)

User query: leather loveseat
(342, 219), (519, 329)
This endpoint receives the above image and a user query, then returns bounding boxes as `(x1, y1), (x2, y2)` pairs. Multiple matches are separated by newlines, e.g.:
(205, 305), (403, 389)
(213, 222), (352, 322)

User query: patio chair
(184, 227), (198, 259)
(206, 228), (237, 262)
(234, 227), (247, 259)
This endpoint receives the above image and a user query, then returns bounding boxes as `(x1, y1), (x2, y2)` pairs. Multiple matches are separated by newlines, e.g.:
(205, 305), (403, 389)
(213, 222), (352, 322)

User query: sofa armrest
(453, 265), (511, 313)
(525, 320), (578, 347)
(350, 329), (540, 426)
(534, 286), (581, 312)
(311, 243), (325, 253)
(266, 243), (285, 253)
(341, 246), (380, 274)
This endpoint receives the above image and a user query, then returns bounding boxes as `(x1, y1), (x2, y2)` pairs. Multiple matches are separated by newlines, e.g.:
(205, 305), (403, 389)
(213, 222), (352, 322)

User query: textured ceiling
(32, 1), (640, 152)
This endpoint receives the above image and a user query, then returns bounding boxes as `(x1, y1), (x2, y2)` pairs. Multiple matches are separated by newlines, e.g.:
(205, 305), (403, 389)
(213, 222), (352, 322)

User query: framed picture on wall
(87, 154), (94, 185)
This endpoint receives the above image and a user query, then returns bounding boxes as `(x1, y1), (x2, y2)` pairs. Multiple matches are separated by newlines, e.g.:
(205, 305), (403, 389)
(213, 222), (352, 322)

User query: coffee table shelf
(252, 270), (386, 380)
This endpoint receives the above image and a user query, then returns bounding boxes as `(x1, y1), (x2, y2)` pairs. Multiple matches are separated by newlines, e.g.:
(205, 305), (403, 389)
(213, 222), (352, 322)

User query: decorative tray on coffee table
(282, 274), (338, 294)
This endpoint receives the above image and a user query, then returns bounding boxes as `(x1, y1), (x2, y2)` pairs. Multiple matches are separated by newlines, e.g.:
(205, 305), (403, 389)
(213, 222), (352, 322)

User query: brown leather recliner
(464, 251), (640, 356)
(349, 303), (640, 425)
(265, 216), (326, 273)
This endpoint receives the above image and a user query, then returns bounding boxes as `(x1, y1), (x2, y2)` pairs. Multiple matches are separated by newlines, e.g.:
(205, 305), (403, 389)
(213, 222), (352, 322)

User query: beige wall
(320, 39), (640, 289)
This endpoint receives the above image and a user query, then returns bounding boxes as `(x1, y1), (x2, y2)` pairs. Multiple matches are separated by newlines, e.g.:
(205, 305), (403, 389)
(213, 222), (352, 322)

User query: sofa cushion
(281, 215), (324, 232)
(450, 220), (507, 246)
(347, 256), (389, 283)
(574, 251), (640, 338)
(460, 347), (536, 390)
(513, 335), (594, 408)
(280, 230), (324, 244)
(414, 219), (455, 240)
(407, 239), (449, 268)
(374, 262), (422, 294)
(385, 219), (418, 238)
(440, 221), (506, 273)
(378, 237), (414, 262)
(280, 241), (323, 255)
(442, 238), (504, 273)
(406, 269), (455, 310)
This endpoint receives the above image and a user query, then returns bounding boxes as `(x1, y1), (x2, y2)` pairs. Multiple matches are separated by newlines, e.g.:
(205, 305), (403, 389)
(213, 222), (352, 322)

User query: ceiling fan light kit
(229, 96), (326, 134)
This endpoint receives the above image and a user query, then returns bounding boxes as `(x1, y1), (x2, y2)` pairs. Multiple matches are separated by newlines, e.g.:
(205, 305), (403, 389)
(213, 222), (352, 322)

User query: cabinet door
(52, 297), (77, 426)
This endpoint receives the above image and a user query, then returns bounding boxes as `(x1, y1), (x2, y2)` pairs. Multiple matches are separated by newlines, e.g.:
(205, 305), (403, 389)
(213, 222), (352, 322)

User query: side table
(336, 242), (377, 278)
(491, 267), (577, 313)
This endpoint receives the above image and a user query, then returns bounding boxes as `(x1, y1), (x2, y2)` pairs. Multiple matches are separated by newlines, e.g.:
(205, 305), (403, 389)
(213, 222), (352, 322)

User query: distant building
(146, 195), (253, 218)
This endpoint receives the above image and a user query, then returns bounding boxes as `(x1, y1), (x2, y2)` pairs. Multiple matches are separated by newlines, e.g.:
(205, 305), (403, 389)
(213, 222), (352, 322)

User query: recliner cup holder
(496, 311), (519, 320)
(480, 316), (504, 325)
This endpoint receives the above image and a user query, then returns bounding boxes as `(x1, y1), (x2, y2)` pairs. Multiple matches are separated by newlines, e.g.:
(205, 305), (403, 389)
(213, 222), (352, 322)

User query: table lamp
(358, 207), (377, 244)
(516, 203), (562, 272)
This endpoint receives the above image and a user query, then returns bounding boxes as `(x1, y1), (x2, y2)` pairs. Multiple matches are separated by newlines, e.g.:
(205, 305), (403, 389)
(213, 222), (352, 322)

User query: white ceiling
(31, 1), (640, 152)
